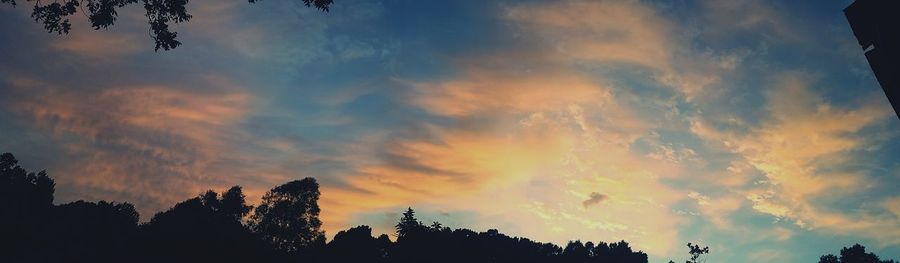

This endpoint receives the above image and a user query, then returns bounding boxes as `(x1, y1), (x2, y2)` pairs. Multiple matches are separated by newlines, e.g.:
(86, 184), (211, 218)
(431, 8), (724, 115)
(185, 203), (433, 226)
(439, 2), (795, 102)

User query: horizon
(2, 0), (899, 262)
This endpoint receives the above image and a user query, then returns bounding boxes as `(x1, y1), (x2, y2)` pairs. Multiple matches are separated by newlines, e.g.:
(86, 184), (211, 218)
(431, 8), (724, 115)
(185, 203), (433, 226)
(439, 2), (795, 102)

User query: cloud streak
(690, 72), (898, 245)
(582, 192), (608, 208)
(2, 0), (900, 262)
(4, 75), (253, 214)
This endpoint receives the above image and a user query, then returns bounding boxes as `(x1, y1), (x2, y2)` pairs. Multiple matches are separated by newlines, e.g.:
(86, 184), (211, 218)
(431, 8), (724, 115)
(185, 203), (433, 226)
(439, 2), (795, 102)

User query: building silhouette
(845, 0), (900, 119)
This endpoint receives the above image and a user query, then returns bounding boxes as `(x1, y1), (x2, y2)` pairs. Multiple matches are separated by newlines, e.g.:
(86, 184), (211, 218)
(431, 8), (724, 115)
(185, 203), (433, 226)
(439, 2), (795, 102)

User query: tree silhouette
(563, 240), (590, 262)
(0, 152), (55, 262)
(593, 240), (649, 263)
(819, 244), (897, 263)
(3, 152), (895, 263)
(47, 200), (139, 262)
(0, 0), (333, 51)
(197, 186), (253, 221)
(250, 177), (325, 255)
(386, 207), (650, 263)
(395, 207), (424, 239)
(221, 185), (253, 221)
(0, 152), (54, 213)
(686, 242), (709, 263)
(821, 254), (841, 263)
(326, 225), (390, 263)
(668, 242), (709, 263)
(391, 207), (429, 263)
(139, 187), (273, 263)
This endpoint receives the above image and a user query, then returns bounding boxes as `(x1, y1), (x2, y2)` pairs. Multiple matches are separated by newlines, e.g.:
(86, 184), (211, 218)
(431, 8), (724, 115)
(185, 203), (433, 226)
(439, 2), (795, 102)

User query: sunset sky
(1, 0), (899, 262)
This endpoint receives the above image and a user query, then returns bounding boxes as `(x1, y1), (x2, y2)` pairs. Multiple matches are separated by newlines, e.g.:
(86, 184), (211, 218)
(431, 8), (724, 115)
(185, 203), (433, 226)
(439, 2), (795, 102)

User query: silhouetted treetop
(0, 153), (56, 208)
(395, 207), (424, 239)
(250, 177), (325, 254)
(0, 0), (333, 51)
(3, 152), (895, 263)
(140, 186), (273, 263)
(326, 225), (390, 263)
(221, 185), (253, 220)
(686, 242), (709, 263)
(1, 152), (55, 211)
(1, 153), (56, 261)
(49, 200), (140, 262)
(819, 244), (897, 263)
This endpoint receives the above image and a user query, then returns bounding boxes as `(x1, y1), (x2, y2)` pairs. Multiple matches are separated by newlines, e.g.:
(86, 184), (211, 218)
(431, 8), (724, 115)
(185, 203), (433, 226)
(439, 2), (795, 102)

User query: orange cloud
(691, 73), (899, 244)
(315, 1), (710, 256)
(320, 122), (577, 232)
(323, 65), (688, 257)
(410, 68), (612, 117)
(321, 107), (688, 254)
(6, 76), (253, 214)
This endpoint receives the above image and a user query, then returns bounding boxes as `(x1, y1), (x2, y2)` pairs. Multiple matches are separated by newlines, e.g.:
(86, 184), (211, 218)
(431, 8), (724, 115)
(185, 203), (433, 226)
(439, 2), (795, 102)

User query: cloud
(184, 0), (332, 63)
(315, 1), (714, 256)
(885, 197), (900, 218)
(4, 75), (254, 214)
(700, 0), (803, 42)
(582, 192), (608, 208)
(504, 0), (672, 70)
(320, 104), (686, 254)
(502, 0), (736, 99)
(690, 72), (899, 245)
(5, 0), (899, 260)
(411, 68), (613, 117)
(0, 2), (149, 58)
(49, 30), (144, 57)
(319, 121), (578, 232)
(324, 74), (686, 256)
(687, 190), (743, 228)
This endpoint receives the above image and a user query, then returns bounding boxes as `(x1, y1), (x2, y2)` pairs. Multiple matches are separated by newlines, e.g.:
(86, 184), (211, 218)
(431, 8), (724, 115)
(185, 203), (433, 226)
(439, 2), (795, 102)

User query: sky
(1, 0), (899, 262)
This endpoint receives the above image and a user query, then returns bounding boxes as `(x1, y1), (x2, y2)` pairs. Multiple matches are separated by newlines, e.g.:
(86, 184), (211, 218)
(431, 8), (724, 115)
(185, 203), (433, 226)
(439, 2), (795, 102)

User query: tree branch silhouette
(0, 0), (333, 51)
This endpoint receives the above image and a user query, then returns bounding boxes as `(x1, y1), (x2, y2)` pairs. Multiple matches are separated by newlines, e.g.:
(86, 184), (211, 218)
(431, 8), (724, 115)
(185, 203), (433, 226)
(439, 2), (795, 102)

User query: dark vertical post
(845, 0), (900, 119)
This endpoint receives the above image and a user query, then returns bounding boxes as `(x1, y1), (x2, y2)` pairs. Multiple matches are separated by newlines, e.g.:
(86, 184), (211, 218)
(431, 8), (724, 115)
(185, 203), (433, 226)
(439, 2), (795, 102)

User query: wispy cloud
(2, 0), (899, 261)
(5, 75), (253, 214)
(583, 192), (608, 208)
(690, 72), (899, 245)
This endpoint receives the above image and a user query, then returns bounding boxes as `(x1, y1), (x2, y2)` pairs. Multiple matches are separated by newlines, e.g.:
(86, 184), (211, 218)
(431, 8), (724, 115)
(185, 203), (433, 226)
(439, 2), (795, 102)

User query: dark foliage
(46, 201), (140, 262)
(138, 188), (276, 263)
(387, 207), (649, 263)
(250, 177), (326, 255)
(2, 152), (896, 263)
(221, 185), (254, 220)
(0, 0), (332, 51)
(819, 244), (898, 263)
(0, 152), (54, 211)
(0, 152), (55, 261)
(686, 242), (710, 263)
(666, 243), (711, 263)
(248, 0), (333, 11)
(325, 225), (391, 263)
(395, 207), (425, 239)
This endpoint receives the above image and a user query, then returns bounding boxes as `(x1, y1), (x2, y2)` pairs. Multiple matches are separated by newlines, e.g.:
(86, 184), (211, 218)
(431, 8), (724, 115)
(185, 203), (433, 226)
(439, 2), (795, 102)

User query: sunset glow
(1, 0), (898, 262)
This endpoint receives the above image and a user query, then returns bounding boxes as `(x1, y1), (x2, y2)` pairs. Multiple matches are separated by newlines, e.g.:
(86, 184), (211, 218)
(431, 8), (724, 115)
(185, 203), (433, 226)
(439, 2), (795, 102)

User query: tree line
(0, 152), (894, 263)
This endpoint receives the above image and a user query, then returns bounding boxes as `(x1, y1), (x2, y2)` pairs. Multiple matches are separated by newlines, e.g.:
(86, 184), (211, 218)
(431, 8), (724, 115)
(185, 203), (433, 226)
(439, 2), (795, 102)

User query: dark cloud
(582, 192), (608, 208)
(381, 151), (464, 177)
